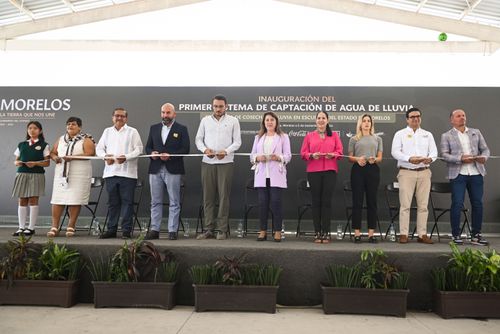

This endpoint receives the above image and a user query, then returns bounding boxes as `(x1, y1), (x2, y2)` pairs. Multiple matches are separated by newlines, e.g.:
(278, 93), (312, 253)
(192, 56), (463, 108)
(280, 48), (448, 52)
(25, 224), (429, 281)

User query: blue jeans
(149, 166), (181, 232)
(105, 176), (137, 233)
(450, 174), (483, 237)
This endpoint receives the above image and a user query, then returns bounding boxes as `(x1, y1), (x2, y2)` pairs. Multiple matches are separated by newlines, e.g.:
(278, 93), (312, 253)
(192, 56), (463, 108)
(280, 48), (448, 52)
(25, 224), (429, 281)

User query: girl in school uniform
(12, 121), (50, 236)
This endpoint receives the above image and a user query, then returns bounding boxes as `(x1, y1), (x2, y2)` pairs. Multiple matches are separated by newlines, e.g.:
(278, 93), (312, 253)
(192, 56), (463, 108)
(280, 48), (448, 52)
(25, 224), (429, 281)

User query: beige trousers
(397, 168), (431, 237)
(201, 162), (234, 233)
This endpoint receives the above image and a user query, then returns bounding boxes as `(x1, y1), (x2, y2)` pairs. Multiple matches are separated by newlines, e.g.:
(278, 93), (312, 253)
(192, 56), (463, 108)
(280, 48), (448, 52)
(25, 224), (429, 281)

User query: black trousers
(257, 178), (283, 231)
(308, 170), (337, 234)
(350, 163), (380, 230)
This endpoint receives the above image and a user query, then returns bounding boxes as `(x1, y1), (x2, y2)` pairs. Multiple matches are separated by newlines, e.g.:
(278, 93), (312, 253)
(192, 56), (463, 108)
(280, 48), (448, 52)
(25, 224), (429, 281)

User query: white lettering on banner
(227, 104), (254, 111)
(178, 104), (211, 111)
(270, 104), (323, 112)
(382, 105), (413, 112)
(258, 95), (325, 103)
(339, 104), (366, 112)
(0, 98), (71, 111)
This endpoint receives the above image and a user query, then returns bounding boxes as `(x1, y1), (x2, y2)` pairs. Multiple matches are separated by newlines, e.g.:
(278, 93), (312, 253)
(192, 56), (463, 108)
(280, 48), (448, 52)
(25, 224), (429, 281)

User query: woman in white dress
(47, 117), (95, 237)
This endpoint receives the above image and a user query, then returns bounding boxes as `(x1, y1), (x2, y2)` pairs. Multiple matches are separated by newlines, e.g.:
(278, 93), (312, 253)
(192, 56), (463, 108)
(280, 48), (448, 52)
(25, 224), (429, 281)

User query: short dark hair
(113, 107), (127, 116)
(213, 95), (227, 105)
(66, 116), (82, 127)
(406, 107), (421, 119)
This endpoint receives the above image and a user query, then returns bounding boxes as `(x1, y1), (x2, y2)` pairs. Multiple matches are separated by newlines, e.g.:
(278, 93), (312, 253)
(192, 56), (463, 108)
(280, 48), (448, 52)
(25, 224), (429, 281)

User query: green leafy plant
(360, 249), (401, 289)
(0, 235), (39, 286)
(325, 250), (409, 290)
(88, 236), (178, 283)
(432, 243), (500, 292)
(325, 264), (361, 288)
(189, 264), (221, 285)
(258, 265), (283, 286)
(214, 254), (247, 285)
(159, 261), (179, 283)
(87, 255), (112, 282)
(189, 254), (282, 286)
(31, 241), (80, 280)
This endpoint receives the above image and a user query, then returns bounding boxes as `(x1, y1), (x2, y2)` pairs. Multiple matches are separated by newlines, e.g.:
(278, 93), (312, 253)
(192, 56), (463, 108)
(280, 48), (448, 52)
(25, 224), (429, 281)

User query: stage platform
(1, 228), (499, 311)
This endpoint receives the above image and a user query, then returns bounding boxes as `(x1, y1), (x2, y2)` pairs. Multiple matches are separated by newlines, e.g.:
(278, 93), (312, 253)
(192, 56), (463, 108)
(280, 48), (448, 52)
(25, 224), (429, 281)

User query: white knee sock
(28, 205), (39, 230)
(18, 206), (28, 229)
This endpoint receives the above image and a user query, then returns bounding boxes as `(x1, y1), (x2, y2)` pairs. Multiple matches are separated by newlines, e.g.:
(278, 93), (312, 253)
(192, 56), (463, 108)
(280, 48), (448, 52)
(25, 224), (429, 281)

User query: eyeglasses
(408, 115), (421, 119)
(213, 105), (225, 108)
(114, 115), (127, 118)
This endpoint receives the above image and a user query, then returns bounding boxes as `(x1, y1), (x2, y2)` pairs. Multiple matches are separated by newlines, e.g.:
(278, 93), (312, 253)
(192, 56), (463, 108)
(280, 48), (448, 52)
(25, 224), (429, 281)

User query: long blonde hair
(354, 114), (375, 140)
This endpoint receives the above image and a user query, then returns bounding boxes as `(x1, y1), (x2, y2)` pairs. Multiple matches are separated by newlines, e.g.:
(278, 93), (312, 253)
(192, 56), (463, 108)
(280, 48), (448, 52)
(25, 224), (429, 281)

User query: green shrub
(0, 236), (80, 286)
(32, 241), (80, 280)
(189, 254), (282, 286)
(432, 243), (500, 292)
(325, 249), (409, 290)
(88, 237), (178, 283)
(325, 264), (361, 288)
(0, 235), (39, 285)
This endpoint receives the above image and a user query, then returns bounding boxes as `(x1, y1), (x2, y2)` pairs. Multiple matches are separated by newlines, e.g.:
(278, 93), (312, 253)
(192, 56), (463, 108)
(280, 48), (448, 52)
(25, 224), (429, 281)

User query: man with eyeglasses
(96, 107), (143, 239)
(195, 95), (242, 240)
(440, 109), (490, 246)
(391, 107), (437, 244)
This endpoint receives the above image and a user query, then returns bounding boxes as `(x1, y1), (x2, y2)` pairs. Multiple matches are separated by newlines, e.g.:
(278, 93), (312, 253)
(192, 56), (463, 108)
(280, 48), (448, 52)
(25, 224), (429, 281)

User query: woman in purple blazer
(250, 112), (292, 242)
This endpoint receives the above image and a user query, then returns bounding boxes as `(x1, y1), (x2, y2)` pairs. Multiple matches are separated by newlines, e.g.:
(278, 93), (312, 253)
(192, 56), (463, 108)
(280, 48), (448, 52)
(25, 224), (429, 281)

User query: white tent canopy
(0, 0), (499, 86)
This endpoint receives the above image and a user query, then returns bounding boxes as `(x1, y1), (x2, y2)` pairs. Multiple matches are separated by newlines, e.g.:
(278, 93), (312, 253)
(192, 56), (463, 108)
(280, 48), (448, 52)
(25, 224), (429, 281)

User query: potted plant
(89, 236), (178, 309)
(190, 254), (282, 313)
(322, 249), (409, 317)
(432, 243), (500, 319)
(0, 235), (80, 307)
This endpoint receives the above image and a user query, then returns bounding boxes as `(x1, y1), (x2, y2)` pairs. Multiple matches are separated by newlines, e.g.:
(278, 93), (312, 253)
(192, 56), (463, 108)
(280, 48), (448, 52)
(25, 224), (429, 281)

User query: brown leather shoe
(417, 235), (434, 244)
(399, 235), (408, 244)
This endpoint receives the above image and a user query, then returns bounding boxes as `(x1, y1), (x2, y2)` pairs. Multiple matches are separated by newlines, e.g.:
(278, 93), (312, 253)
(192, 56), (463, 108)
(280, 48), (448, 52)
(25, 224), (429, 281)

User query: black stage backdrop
(0, 87), (499, 223)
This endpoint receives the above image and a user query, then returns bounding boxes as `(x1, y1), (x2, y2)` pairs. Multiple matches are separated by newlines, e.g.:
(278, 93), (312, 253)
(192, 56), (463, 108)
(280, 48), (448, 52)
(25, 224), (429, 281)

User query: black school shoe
(368, 236), (378, 244)
(12, 228), (25, 236)
(23, 229), (35, 236)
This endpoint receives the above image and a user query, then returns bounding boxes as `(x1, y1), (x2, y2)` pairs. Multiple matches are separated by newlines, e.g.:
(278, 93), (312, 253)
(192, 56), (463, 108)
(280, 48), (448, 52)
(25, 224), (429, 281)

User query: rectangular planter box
(322, 285), (409, 317)
(434, 290), (500, 319)
(0, 280), (79, 308)
(92, 281), (176, 309)
(193, 284), (278, 313)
